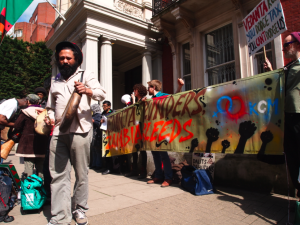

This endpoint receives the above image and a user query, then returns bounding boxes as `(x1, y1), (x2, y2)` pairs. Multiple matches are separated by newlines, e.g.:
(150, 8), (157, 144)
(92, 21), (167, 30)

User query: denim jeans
(0, 140), (5, 164)
(91, 145), (102, 168)
(151, 151), (172, 180)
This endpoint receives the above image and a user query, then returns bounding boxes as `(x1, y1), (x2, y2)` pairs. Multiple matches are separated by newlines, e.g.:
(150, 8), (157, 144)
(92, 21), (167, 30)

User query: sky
(17, 0), (56, 23)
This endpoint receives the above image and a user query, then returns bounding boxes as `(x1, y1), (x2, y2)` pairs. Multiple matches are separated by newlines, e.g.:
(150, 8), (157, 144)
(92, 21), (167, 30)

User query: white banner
(243, 0), (287, 56)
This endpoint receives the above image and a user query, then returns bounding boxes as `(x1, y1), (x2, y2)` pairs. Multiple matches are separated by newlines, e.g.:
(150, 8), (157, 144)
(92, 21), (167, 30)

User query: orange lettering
(150, 121), (164, 142)
(179, 119), (194, 142)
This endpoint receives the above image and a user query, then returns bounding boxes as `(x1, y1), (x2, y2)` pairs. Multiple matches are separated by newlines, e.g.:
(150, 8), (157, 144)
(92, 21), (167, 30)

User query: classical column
(81, 35), (98, 77)
(142, 51), (152, 88)
(100, 39), (113, 107)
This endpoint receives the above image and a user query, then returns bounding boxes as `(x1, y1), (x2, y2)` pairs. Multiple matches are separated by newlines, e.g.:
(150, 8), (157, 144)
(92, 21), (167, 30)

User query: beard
(57, 61), (79, 80)
(284, 46), (298, 59)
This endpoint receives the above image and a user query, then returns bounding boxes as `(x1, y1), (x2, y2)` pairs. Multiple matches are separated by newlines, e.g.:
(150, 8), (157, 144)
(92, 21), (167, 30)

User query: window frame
(181, 41), (191, 91)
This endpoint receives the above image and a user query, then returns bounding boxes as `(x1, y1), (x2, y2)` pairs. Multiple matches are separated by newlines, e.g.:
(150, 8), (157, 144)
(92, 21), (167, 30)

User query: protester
(264, 32), (300, 199)
(34, 87), (47, 109)
(14, 94), (47, 179)
(101, 101), (116, 175)
(90, 104), (102, 170)
(0, 97), (28, 163)
(145, 78), (184, 187)
(125, 84), (148, 179)
(44, 41), (106, 225)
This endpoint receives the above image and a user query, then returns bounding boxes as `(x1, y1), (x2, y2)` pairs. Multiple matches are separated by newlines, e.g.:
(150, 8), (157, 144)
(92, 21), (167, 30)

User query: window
(15, 30), (23, 37)
(205, 24), (235, 85)
(182, 42), (191, 91)
(254, 42), (273, 74)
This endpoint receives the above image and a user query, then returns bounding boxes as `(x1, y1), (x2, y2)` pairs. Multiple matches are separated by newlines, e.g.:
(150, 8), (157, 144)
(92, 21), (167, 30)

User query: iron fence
(152, 0), (180, 16)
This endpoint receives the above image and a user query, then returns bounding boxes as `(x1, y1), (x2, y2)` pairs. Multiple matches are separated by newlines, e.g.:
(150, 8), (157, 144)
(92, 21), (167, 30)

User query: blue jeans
(151, 151), (172, 180)
(91, 145), (102, 168)
(0, 140), (5, 164)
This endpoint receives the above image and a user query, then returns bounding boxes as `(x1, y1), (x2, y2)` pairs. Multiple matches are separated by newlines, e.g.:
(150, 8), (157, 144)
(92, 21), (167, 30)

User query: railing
(152, 0), (181, 16)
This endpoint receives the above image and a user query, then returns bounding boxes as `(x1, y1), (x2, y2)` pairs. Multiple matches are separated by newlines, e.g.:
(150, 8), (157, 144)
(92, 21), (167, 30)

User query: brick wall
(162, 37), (174, 94)
(14, 2), (55, 43)
(281, 0), (300, 65)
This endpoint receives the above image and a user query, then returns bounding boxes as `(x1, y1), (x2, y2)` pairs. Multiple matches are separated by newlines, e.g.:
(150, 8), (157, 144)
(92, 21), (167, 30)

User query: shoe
(73, 208), (88, 225)
(102, 169), (110, 175)
(125, 171), (139, 177)
(147, 178), (164, 184)
(0, 215), (14, 223)
(161, 179), (172, 187)
(46, 221), (70, 225)
(137, 173), (147, 179)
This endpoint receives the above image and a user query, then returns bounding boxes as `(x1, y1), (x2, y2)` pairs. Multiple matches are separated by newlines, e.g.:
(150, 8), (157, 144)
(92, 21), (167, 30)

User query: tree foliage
(0, 36), (52, 100)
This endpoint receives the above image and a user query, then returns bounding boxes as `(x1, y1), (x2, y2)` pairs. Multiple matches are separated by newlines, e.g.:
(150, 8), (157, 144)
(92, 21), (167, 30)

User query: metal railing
(152, 0), (181, 16)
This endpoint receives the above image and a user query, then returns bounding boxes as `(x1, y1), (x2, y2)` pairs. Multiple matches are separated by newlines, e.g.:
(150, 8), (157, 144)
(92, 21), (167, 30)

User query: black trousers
(284, 113), (300, 196)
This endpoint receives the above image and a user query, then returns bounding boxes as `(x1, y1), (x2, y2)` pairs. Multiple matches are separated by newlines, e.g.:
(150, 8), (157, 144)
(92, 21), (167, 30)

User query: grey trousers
(24, 157), (44, 180)
(49, 130), (92, 224)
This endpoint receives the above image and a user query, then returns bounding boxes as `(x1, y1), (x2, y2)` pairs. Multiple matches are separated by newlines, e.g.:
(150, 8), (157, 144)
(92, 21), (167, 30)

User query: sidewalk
(5, 152), (297, 225)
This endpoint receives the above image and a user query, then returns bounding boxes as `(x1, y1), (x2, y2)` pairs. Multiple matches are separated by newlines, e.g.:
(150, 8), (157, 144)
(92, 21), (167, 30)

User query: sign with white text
(243, 0), (287, 56)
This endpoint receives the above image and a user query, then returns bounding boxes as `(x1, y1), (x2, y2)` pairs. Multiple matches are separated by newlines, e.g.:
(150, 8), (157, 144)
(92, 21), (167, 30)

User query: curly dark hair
(133, 83), (147, 98)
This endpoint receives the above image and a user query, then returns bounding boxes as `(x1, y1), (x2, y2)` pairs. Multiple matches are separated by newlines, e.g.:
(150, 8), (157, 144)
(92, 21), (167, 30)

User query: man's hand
(141, 97), (147, 102)
(74, 81), (93, 96)
(0, 115), (14, 127)
(175, 78), (185, 93)
(131, 93), (136, 104)
(92, 119), (94, 123)
(263, 58), (273, 72)
(44, 117), (55, 127)
(100, 119), (104, 123)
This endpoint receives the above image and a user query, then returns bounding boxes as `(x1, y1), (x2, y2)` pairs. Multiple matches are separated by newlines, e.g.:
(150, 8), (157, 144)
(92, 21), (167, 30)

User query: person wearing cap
(44, 41), (106, 225)
(34, 87), (48, 109)
(264, 32), (300, 199)
(14, 94), (48, 179)
(0, 97), (28, 164)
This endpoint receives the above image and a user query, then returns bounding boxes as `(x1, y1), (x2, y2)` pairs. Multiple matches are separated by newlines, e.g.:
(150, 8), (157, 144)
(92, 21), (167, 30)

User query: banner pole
(263, 46), (267, 62)
(45, 0), (66, 21)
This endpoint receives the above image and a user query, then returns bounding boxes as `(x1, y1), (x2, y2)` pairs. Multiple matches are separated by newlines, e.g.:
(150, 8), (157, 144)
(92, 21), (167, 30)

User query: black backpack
(0, 175), (14, 216)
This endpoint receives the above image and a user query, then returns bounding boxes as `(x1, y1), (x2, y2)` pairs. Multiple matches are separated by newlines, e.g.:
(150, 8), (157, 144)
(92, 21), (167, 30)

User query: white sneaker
(72, 208), (88, 225)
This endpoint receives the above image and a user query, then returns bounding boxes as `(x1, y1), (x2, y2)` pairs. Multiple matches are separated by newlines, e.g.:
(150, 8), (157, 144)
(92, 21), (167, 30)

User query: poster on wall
(103, 69), (284, 157)
(243, 0), (287, 56)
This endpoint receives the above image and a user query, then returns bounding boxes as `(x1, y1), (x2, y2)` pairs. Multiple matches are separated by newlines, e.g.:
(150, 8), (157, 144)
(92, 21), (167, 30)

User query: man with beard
(264, 32), (300, 199)
(44, 41), (106, 225)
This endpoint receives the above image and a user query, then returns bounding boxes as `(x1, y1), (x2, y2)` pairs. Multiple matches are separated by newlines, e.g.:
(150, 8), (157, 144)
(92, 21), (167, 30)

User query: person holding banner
(44, 41), (106, 225)
(145, 78), (184, 187)
(125, 84), (148, 179)
(264, 32), (300, 199)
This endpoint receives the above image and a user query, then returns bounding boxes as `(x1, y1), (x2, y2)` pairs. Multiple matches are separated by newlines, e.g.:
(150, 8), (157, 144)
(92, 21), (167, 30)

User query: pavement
(4, 152), (298, 225)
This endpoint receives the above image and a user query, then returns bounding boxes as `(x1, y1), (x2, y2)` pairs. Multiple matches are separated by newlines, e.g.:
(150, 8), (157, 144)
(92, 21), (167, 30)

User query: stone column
(100, 39), (113, 107)
(142, 51), (152, 88)
(81, 35), (99, 105)
(81, 35), (98, 77)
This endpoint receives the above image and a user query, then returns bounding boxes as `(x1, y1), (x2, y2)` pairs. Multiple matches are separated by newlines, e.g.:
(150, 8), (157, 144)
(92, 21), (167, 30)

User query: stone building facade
(47, 0), (162, 109)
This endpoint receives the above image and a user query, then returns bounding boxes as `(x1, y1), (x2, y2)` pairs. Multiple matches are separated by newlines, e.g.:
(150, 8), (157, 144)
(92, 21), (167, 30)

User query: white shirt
(46, 68), (106, 136)
(0, 98), (18, 130)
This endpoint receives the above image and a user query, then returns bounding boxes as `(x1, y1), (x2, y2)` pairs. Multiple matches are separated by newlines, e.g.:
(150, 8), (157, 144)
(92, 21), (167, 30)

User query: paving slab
(2, 152), (297, 225)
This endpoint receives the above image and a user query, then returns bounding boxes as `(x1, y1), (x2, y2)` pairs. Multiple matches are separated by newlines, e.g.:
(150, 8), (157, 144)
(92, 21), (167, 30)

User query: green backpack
(21, 174), (47, 211)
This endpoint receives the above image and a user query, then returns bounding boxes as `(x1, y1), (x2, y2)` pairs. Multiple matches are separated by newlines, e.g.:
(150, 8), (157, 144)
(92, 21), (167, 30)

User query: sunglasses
(283, 41), (296, 48)
(148, 86), (154, 89)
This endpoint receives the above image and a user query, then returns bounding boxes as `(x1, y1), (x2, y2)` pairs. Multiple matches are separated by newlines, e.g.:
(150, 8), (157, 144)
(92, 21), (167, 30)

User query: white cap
(121, 94), (131, 105)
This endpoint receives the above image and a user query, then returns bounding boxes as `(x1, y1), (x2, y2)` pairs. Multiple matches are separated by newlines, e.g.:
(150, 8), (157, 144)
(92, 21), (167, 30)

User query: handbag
(181, 165), (214, 196)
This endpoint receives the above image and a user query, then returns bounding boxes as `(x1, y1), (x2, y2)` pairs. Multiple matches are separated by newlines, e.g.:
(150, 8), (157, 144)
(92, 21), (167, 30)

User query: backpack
(21, 174), (47, 211)
(0, 175), (14, 216)
(181, 165), (214, 196)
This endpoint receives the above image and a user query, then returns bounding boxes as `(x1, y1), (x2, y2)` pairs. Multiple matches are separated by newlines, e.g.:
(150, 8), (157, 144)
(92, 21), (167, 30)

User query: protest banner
(103, 69), (284, 157)
(192, 153), (215, 179)
(243, 0), (287, 56)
